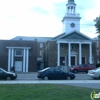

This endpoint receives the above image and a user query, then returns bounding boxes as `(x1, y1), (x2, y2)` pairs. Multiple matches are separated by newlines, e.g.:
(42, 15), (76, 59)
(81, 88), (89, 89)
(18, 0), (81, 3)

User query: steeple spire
(66, 0), (76, 14)
(62, 0), (81, 34)
(68, 0), (75, 4)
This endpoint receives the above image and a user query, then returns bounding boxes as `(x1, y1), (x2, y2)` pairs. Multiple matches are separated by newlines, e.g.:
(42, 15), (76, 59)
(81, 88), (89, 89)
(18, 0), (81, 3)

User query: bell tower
(62, 0), (81, 34)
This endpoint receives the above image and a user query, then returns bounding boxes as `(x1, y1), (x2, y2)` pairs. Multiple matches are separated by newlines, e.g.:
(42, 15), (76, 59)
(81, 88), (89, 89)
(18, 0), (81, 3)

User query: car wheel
(7, 77), (11, 80)
(66, 76), (71, 80)
(44, 76), (48, 80)
(74, 70), (78, 73)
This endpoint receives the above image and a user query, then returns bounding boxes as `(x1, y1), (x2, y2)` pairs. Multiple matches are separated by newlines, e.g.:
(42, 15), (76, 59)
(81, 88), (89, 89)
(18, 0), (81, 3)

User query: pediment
(58, 31), (92, 40)
(60, 32), (90, 40)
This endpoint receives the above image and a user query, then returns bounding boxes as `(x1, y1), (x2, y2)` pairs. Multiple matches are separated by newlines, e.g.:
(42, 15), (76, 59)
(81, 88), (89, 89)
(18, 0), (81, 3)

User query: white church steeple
(62, 0), (81, 34)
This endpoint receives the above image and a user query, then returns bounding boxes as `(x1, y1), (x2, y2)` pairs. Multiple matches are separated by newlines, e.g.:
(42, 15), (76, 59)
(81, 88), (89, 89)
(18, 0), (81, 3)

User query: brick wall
(0, 40), (37, 72)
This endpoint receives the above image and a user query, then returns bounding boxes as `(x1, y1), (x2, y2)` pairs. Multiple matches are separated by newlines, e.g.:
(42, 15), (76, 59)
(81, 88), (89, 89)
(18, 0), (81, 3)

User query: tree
(94, 16), (100, 36)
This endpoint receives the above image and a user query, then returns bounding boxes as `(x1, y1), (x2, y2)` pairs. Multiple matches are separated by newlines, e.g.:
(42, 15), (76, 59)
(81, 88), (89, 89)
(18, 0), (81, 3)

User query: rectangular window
(40, 43), (43, 48)
(61, 44), (64, 49)
(71, 44), (76, 50)
(97, 50), (99, 55)
(97, 50), (100, 55)
(40, 51), (42, 56)
(97, 41), (99, 47)
(92, 57), (94, 63)
(15, 49), (23, 56)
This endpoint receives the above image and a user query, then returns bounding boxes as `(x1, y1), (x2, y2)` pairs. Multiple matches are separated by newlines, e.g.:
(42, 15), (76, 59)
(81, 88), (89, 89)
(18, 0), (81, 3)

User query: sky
(0, 0), (100, 40)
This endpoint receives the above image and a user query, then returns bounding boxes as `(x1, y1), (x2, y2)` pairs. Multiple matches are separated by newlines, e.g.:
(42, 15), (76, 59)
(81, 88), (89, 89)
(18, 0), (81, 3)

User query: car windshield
(0, 68), (7, 72)
(41, 68), (50, 71)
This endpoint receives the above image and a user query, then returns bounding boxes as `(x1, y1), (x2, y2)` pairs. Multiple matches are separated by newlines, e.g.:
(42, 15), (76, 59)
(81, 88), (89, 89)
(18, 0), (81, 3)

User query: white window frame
(40, 50), (42, 56)
(15, 49), (23, 56)
(71, 44), (76, 50)
(97, 50), (99, 55)
(40, 43), (43, 48)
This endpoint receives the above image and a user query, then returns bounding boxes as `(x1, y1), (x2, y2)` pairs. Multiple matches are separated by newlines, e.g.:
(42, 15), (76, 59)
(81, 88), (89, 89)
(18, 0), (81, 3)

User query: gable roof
(11, 36), (52, 42)
(53, 30), (93, 41)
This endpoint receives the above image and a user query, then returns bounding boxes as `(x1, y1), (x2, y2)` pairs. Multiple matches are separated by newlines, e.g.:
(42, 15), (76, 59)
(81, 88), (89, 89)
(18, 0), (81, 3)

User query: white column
(8, 49), (11, 71)
(23, 49), (26, 72)
(26, 49), (29, 72)
(89, 43), (92, 64)
(11, 48), (14, 67)
(74, 7), (75, 14)
(79, 43), (82, 65)
(57, 43), (60, 66)
(68, 43), (71, 66)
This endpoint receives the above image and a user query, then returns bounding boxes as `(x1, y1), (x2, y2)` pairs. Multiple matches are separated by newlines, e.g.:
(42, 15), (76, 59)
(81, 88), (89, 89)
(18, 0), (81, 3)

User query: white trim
(6, 47), (31, 49)
(40, 43), (43, 48)
(68, 43), (71, 66)
(26, 49), (29, 72)
(23, 49), (26, 72)
(8, 49), (11, 71)
(79, 43), (82, 64)
(40, 51), (42, 56)
(57, 40), (92, 44)
(55, 30), (93, 40)
(11, 48), (14, 67)
(89, 43), (92, 64)
(57, 43), (60, 66)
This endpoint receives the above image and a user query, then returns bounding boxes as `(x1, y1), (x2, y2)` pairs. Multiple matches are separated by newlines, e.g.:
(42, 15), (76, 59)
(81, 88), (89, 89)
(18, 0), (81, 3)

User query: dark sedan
(37, 67), (75, 80)
(0, 68), (17, 80)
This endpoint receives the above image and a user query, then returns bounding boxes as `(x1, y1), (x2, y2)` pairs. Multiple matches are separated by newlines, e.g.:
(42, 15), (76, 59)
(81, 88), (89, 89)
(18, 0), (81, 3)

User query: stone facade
(43, 31), (97, 68)
(43, 42), (95, 67)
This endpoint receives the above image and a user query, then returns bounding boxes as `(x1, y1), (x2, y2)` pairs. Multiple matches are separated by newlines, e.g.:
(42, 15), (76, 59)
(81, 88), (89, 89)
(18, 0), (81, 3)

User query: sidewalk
(16, 72), (38, 80)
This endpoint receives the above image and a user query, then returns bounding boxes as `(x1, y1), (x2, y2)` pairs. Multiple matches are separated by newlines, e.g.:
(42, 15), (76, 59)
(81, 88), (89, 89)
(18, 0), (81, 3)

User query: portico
(6, 47), (31, 72)
(57, 40), (92, 67)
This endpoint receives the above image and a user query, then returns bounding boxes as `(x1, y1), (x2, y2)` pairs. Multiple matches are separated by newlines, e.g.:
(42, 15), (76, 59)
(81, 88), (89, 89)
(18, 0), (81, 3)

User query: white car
(88, 67), (100, 79)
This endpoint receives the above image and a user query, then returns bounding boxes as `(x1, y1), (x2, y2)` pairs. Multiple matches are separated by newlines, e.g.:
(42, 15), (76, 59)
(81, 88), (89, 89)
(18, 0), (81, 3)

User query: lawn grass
(0, 84), (99, 100)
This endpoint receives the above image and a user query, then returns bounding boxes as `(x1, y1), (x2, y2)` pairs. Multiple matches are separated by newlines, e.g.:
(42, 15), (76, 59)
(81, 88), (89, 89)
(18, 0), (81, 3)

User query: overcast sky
(0, 0), (100, 40)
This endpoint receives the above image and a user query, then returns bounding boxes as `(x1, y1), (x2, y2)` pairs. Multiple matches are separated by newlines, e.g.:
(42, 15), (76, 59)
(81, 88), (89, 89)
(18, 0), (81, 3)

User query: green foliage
(0, 84), (99, 100)
(94, 16), (100, 35)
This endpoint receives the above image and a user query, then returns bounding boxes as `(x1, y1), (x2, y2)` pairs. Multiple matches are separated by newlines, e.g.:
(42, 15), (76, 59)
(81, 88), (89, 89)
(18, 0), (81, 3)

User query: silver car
(88, 67), (100, 79)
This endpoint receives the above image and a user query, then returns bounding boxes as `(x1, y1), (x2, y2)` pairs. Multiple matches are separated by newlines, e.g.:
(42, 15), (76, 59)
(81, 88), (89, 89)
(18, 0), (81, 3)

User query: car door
(78, 64), (84, 72)
(54, 68), (65, 80)
(46, 68), (55, 79)
(83, 64), (89, 72)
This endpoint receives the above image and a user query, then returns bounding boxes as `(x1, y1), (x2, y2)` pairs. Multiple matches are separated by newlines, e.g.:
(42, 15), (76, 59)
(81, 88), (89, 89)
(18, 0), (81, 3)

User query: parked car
(0, 68), (17, 80)
(70, 64), (95, 73)
(88, 67), (100, 79)
(37, 67), (75, 80)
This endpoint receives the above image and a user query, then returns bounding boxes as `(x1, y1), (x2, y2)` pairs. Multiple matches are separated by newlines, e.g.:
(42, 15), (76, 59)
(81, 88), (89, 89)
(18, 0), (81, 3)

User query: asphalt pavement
(16, 72), (93, 80)
(1, 73), (100, 89)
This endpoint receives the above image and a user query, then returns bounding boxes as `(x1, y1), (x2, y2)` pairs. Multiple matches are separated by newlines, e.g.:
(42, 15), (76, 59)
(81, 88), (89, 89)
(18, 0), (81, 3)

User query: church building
(43, 0), (96, 69)
(0, 0), (96, 72)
